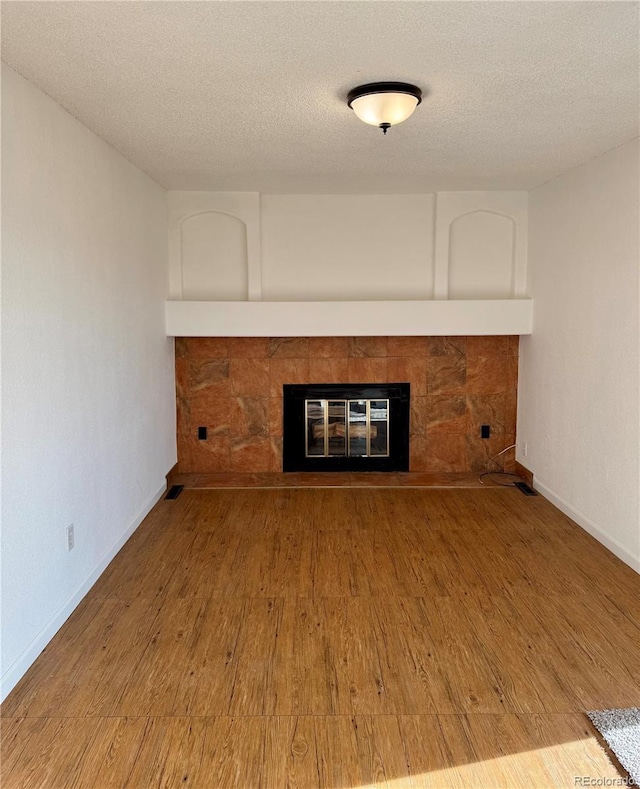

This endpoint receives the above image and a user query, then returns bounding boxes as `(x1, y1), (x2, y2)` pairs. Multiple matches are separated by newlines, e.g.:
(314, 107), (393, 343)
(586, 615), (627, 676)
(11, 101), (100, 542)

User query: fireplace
(283, 383), (410, 472)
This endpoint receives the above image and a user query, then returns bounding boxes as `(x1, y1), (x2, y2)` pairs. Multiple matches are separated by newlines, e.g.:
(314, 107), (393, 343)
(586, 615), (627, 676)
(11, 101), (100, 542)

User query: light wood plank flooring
(2, 487), (639, 787)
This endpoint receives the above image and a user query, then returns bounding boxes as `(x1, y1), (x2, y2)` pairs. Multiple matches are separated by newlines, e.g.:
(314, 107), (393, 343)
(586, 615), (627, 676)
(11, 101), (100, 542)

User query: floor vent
(165, 485), (184, 500)
(514, 481), (538, 496)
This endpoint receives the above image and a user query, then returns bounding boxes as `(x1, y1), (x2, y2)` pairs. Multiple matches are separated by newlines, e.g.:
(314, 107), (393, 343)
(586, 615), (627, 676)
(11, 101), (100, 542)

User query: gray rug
(587, 708), (640, 786)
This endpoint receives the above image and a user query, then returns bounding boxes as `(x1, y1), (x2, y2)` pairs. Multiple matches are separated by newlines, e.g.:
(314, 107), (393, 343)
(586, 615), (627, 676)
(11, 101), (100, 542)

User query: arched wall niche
(167, 191), (262, 301)
(448, 210), (516, 299)
(433, 191), (528, 299)
(180, 211), (248, 300)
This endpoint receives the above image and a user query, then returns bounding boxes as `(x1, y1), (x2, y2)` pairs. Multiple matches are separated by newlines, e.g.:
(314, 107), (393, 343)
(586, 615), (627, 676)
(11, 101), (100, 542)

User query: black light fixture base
(347, 82), (423, 108)
(380, 123), (391, 135)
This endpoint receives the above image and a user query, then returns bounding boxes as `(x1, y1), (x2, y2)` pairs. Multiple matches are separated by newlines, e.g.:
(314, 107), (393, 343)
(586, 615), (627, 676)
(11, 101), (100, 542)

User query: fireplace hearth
(283, 383), (410, 472)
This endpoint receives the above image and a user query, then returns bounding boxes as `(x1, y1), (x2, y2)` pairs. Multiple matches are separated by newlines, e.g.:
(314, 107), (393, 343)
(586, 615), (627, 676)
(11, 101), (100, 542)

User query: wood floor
(2, 487), (639, 787)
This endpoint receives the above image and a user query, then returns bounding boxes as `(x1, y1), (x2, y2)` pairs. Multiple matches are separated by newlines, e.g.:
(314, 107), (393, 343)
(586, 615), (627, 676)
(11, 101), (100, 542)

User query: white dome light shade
(347, 82), (422, 133)
(350, 92), (419, 126)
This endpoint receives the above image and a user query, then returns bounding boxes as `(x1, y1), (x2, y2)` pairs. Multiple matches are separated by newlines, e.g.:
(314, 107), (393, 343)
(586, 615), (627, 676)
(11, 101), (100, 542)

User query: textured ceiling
(2, 1), (639, 193)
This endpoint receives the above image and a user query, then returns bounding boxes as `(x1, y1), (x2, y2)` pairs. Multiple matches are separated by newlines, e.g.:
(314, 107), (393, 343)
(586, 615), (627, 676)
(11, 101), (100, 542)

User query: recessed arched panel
(181, 212), (248, 300)
(448, 211), (515, 299)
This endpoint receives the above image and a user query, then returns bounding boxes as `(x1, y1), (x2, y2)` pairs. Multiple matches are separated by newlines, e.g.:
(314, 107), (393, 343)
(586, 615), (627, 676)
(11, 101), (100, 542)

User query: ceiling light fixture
(347, 82), (422, 135)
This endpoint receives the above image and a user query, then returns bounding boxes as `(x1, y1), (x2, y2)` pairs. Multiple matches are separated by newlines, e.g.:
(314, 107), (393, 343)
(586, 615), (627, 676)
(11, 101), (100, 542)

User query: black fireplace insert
(282, 383), (410, 472)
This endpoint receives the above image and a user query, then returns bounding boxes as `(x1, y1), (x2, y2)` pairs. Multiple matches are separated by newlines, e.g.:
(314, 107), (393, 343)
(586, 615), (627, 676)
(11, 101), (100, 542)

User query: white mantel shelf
(166, 299), (533, 337)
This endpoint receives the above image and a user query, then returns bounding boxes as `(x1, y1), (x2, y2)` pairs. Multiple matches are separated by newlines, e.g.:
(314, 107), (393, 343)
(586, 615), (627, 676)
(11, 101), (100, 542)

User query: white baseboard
(534, 478), (640, 574)
(0, 480), (167, 703)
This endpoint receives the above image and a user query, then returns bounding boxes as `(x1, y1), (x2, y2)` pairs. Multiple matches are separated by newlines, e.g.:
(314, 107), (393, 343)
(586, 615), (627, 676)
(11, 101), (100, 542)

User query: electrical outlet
(67, 524), (75, 551)
(523, 442), (528, 458)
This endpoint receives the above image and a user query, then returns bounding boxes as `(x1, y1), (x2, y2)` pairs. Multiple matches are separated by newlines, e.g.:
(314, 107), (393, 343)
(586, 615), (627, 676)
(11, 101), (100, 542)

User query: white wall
(261, 194), (434, 300)
(168, 190), (529, 303)
(1, 65), (176, 699)
(518, 138), (640, 571)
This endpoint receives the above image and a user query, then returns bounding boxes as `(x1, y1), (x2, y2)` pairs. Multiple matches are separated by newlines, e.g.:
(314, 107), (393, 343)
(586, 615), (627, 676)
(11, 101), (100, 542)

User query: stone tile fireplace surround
(175, 336), (518, 475)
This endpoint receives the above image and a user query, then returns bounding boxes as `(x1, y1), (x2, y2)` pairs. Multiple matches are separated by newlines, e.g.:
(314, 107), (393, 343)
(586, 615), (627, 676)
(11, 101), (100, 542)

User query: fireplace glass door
(305, 399), (389, 458)
(283, 383), (409, 472)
